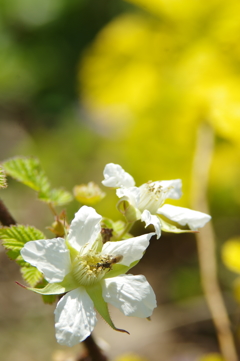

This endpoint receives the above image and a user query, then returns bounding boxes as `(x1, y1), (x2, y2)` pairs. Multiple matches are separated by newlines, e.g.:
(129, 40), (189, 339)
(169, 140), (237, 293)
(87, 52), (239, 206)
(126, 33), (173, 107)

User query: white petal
(157, 204), (211, 230)
(21, 238), (71, 283)
(68, 206), (101, 252)
(102, 233), (154, 266)
(157, 179), (182, 200)
(54, 288), (97, 346)
(116, 186), (140, 207)
(141, 210), (161, 239)
(102, 274), (157, 318)
(102, 163), (135, 188)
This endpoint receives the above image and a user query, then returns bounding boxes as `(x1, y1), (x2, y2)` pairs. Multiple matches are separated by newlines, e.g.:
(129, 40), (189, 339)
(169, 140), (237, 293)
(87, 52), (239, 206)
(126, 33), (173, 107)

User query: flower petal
(68, 206), (101, 252)
(102, 274), (157, 318)
(157, 204), (211, 230)
(21, 238), (71, 283)
(157, 179), (182, 200)
(102, 163), (135, 188)
(54, 287), (97, 346)
(102, 232), (154, 266)
(141, 210), (161, 239)
(116, 186), (140, 206)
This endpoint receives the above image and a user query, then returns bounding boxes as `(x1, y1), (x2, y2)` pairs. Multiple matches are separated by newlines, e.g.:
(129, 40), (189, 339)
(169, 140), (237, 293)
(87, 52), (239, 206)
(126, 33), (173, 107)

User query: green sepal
(86, 283), (129, 335)
(26, 272), (78, 295)
(117, 200), (141, 223)
(160, 218), (198, 234)
(101, 218), (132, 241)
(105, 260), (139, 279)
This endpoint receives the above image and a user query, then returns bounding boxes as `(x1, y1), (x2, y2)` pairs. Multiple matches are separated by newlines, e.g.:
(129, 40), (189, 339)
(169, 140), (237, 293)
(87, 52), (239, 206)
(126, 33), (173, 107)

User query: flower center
(138, 182), (167, 213)
(72, 251), (122, 286)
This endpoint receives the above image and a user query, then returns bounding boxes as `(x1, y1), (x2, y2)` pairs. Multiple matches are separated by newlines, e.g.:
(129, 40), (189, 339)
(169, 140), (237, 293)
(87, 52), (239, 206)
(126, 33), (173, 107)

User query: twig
(191, 122), (238, 361)
(0, 199), (108, 361)
(79, 335), (108, 361)
(0, 199), (16, 226)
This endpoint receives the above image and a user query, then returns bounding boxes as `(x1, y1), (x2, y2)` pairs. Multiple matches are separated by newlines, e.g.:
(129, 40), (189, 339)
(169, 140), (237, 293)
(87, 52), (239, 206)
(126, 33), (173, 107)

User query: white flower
(102, 163), (211, 239)
(20, 206), (156, 347)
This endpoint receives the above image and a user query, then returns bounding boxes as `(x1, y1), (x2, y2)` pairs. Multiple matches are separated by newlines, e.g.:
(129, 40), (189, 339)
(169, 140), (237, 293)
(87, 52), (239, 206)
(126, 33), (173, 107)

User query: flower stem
(191, 122), (238, 361)
(79, 335), (108, 361)
(116, 222), (133, 240)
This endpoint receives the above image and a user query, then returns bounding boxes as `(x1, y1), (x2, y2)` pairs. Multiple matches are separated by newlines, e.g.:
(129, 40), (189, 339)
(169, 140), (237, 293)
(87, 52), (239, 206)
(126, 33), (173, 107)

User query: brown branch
(0, 199), (16, 226)
(191, 122), (238, 361)
(78, 335), (108, 361)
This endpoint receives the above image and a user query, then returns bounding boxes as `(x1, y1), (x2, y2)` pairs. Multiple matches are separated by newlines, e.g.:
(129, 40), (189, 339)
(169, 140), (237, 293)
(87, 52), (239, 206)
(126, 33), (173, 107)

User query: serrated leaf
(39, 187), (73, 206)
(3, 156), (50, 192)
(21, 266), (43, 287)
(0, 225), (45, 261)
(0, 225), (46, 287)
(3, 156), (73, 206)
(0, 166), (7, 189)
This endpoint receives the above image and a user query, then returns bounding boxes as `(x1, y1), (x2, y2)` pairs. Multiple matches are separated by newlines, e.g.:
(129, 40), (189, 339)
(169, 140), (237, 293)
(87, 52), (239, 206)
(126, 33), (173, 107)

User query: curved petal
(157, 179), (182, 200)
(68, 206), (101, 252)
(141, 210), (161, 239)
(102, 274), (157, 318)
(157, 204), (211, 230)
(116, 186), (140, 207)
(54, 287), (97, 346)
(21, 238), (71, 283)
(102, 232), (154, 266)
(102, 163), (135, 188)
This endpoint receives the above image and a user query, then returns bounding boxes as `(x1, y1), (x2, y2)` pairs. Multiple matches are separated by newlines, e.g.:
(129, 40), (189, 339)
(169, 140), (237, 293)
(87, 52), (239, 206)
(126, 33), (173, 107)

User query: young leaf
(21, 266), (43, 288)
(3, 156), (73, 206)
(3, 157), (50, 192)
(0, 166), (7, 189)
(38, 188), (73, 206)
(0, 225), (45, 287)
(0, 224), (46, 261)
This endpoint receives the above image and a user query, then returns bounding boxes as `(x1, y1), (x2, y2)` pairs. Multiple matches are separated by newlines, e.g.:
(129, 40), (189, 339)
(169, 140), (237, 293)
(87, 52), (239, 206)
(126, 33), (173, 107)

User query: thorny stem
(191, 122), (238, 361)
(0, 199), (108, 361)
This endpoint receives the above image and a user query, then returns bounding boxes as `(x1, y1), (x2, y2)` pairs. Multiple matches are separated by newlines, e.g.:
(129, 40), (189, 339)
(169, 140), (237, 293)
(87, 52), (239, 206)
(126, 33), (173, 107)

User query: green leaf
(38, 187), (73, 206)
(0, 225), (45, 261)
(0, 166), (7, 189)
(0, 225), (46, 287)
(87, 283), (129, 335)
(160, 218), (198, 234)
(21, 266), (43, 288)
(3, 156), (50, 192)
(3, 156), (73, 206)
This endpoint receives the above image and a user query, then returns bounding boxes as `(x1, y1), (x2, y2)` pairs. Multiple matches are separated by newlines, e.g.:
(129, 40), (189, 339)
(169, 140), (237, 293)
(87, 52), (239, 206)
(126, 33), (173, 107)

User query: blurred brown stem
(0, 199), (16, 226)
(191, 123), (238, 361)
(79, 335), (108, 361)
(0, 199), (108, 361)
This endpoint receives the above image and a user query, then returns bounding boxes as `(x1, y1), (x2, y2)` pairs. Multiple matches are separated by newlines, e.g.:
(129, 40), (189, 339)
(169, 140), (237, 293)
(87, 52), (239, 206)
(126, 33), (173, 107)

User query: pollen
(71, 252), (115, 286)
